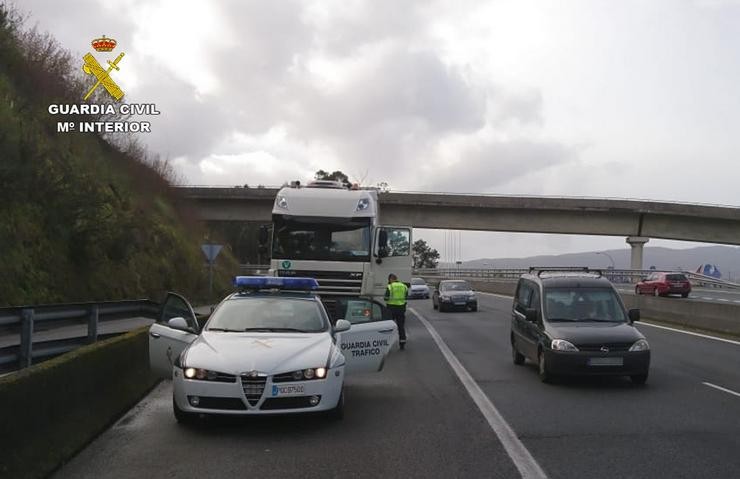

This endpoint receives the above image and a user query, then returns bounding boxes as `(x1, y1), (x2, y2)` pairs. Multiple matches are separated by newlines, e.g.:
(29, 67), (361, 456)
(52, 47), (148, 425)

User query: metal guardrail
(415, 268), (740, 289)
(0, 299), (160, 372)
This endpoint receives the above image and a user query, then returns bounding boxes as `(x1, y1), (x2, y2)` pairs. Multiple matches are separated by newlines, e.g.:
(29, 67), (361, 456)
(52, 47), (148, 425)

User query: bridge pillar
(626, 236), (649, 272)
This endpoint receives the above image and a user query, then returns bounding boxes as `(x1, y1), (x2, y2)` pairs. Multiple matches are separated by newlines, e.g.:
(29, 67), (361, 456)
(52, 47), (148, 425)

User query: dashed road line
(702, 382), (740, 399)
(410, 307), (548, 479)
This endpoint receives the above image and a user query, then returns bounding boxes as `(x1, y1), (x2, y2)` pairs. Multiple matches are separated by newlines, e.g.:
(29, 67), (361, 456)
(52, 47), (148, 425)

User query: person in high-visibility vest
(384, 273), (409, 350)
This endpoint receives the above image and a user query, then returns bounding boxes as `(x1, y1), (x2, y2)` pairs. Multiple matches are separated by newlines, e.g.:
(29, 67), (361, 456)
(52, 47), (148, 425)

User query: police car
(148, 277), (398, 422)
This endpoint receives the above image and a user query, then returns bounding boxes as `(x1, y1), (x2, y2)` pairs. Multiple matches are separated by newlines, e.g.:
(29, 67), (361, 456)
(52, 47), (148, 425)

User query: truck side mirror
(258, 225), (269, 246)
(377, 229), (388, 258)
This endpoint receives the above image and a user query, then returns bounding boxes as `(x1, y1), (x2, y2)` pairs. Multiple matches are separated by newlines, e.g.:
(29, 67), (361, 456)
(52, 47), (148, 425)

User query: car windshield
(544, 287), (627, 323)
(411, 278), (426, 285)
(207, 297), (327, 333)
(440, 281), (471, 291)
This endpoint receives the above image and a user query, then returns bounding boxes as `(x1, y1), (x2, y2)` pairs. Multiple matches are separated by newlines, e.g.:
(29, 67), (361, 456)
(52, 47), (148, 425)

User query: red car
(635, 272), (691, 298)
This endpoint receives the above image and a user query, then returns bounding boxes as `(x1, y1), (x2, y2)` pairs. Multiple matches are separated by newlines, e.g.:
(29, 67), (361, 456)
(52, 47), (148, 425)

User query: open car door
(334, 298), (398, 373)
(149, 292), (200, 379)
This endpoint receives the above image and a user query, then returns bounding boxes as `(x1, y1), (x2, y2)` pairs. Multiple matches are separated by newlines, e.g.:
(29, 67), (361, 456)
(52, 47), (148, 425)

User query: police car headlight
(551, 339), (579, 352)
(629, 339), (650, 351)
(303, 368), (315, 379)
(315, 367), (327, 379)
(183, 367), (222, 381)
(292, 370), (304, 381)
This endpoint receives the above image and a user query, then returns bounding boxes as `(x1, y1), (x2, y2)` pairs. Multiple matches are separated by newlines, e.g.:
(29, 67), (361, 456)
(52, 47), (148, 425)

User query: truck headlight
(276, 195), (288, 209)
(356, 198), (370, 211)
(629, 339), (650, 351)
(551, 339), (579, 351)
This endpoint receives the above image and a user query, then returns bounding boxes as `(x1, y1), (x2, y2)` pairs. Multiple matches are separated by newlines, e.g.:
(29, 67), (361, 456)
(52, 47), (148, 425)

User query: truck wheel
(512, 342), (525, 365)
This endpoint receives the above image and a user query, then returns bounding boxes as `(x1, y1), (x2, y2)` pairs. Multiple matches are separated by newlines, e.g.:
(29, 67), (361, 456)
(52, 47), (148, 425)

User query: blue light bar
(233, 276), (319, 291)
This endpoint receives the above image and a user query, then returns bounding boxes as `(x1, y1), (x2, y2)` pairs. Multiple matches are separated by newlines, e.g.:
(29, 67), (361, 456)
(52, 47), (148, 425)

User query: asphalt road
(54, 294), (740, 478)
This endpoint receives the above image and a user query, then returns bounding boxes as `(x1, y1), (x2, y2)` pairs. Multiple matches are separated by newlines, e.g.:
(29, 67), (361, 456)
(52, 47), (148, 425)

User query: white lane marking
(409, 307), (547, 479)
(476, 291), (515, 300)
(702, 382), (740, 399)
(701, 297), (715, 301)
(638, 322), (740, 347)
(734, 300), (740, 304)
(717, 298), (730, 302)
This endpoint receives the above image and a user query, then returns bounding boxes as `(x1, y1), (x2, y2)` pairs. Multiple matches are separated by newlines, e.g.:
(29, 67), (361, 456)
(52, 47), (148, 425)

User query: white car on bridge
(149, 277), (398, 422)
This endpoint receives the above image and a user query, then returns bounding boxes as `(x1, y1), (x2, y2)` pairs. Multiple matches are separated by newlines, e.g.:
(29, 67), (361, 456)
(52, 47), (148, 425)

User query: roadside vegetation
(0, 5), (237, 306)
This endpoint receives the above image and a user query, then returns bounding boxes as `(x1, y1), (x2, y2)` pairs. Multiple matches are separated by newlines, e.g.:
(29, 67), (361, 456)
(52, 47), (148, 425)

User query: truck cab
(263, 180), (412, 316)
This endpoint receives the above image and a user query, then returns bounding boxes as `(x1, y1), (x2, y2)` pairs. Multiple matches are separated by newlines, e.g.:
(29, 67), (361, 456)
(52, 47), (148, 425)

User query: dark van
(511, 268), (650, 384)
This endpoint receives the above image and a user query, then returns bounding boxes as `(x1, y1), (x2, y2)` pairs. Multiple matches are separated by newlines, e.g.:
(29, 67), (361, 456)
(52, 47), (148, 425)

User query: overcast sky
(19, 0), (740, 262)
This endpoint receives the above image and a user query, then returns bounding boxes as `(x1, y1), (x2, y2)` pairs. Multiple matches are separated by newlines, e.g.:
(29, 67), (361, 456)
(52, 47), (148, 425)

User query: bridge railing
(0, 299), (160, 372)
(415, 268), (740, 289)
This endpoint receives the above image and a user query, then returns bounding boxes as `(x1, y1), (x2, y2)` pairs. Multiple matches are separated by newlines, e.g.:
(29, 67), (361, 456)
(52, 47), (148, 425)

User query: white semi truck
(261, 180), (412, 309)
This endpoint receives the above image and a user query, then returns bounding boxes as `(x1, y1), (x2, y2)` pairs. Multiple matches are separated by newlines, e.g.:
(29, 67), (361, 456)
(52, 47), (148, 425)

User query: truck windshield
(272, 215), (372, 262)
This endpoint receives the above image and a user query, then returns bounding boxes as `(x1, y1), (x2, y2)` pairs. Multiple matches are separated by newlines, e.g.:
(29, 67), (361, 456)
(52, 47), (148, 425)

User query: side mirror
(525, 308), (538, 323)
(168, 317), (190, 332)
(334, 319), (351, 333)
(258, 225), (269, 247)
(628, 309), (640, 322)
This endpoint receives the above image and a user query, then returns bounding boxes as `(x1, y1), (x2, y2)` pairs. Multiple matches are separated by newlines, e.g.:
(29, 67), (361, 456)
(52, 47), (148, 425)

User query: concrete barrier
(427, 277), (740, 337)
(0, 327), (158, 479)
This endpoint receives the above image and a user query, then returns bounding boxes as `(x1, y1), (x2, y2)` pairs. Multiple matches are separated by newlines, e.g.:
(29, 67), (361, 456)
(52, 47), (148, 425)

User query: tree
(315, 169), (351, 188)
(412, 239), (440, 269)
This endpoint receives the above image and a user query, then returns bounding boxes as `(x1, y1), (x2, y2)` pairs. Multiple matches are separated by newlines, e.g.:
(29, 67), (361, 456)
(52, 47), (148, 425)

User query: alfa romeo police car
(149, 277), (398, 422)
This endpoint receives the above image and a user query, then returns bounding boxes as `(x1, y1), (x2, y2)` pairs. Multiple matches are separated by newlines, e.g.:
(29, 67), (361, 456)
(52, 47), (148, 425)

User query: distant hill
(442, 245), (740, 279)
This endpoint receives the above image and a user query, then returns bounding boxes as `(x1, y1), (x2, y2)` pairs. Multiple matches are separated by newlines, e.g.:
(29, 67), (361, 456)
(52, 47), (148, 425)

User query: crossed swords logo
(82, 51), (125, 101)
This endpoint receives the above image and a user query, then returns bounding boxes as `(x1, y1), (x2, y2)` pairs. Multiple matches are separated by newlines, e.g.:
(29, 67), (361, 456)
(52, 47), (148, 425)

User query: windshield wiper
(207, 327), (242, 332)
(578, 318), (624, 323)
(547, 318), (581, 322)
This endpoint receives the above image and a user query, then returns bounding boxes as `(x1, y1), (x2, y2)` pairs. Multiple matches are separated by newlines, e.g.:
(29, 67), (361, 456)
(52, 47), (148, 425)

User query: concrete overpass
(175, 186), (740, 269)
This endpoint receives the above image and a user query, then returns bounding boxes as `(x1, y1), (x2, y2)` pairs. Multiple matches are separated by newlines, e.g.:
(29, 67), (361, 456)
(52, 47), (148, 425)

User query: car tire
(439, 304), (446, 313)
(470, 305), (478, 312)
(328, 391), (344, 421)
(173, 397), (197, 424)
(630, 373), (648, 385)
(681, 292), (689, 298)
(538, 350), (552, 383)
(512, 342), (525, 365)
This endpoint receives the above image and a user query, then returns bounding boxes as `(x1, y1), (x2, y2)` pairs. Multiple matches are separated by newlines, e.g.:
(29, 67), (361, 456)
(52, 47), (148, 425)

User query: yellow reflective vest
(386, 281), (408, 306)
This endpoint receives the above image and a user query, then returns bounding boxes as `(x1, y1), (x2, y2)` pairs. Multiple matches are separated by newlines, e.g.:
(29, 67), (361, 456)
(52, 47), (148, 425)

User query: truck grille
(278, 269), (363, 295)
(240, 375), (267, 406)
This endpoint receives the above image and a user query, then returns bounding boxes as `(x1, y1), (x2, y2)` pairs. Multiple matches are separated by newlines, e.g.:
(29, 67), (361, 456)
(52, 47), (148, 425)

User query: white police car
(148, 277), (398, 422)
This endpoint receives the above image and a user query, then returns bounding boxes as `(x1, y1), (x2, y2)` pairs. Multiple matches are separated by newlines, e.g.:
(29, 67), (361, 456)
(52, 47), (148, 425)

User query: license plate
(588, 357), (623, 366)
(271, 384), (305, 397)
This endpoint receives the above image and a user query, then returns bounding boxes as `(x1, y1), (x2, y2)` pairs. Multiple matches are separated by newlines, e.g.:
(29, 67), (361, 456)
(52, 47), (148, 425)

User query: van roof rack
(528, 267), (603, 278)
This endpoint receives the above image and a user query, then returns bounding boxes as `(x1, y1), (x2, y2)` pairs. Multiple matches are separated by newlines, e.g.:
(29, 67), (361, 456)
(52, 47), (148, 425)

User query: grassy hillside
(0, 6), (237, 306)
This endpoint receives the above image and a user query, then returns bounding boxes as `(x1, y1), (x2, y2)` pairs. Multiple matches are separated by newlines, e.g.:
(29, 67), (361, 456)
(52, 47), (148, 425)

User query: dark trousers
(388, 304), (407, 342)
